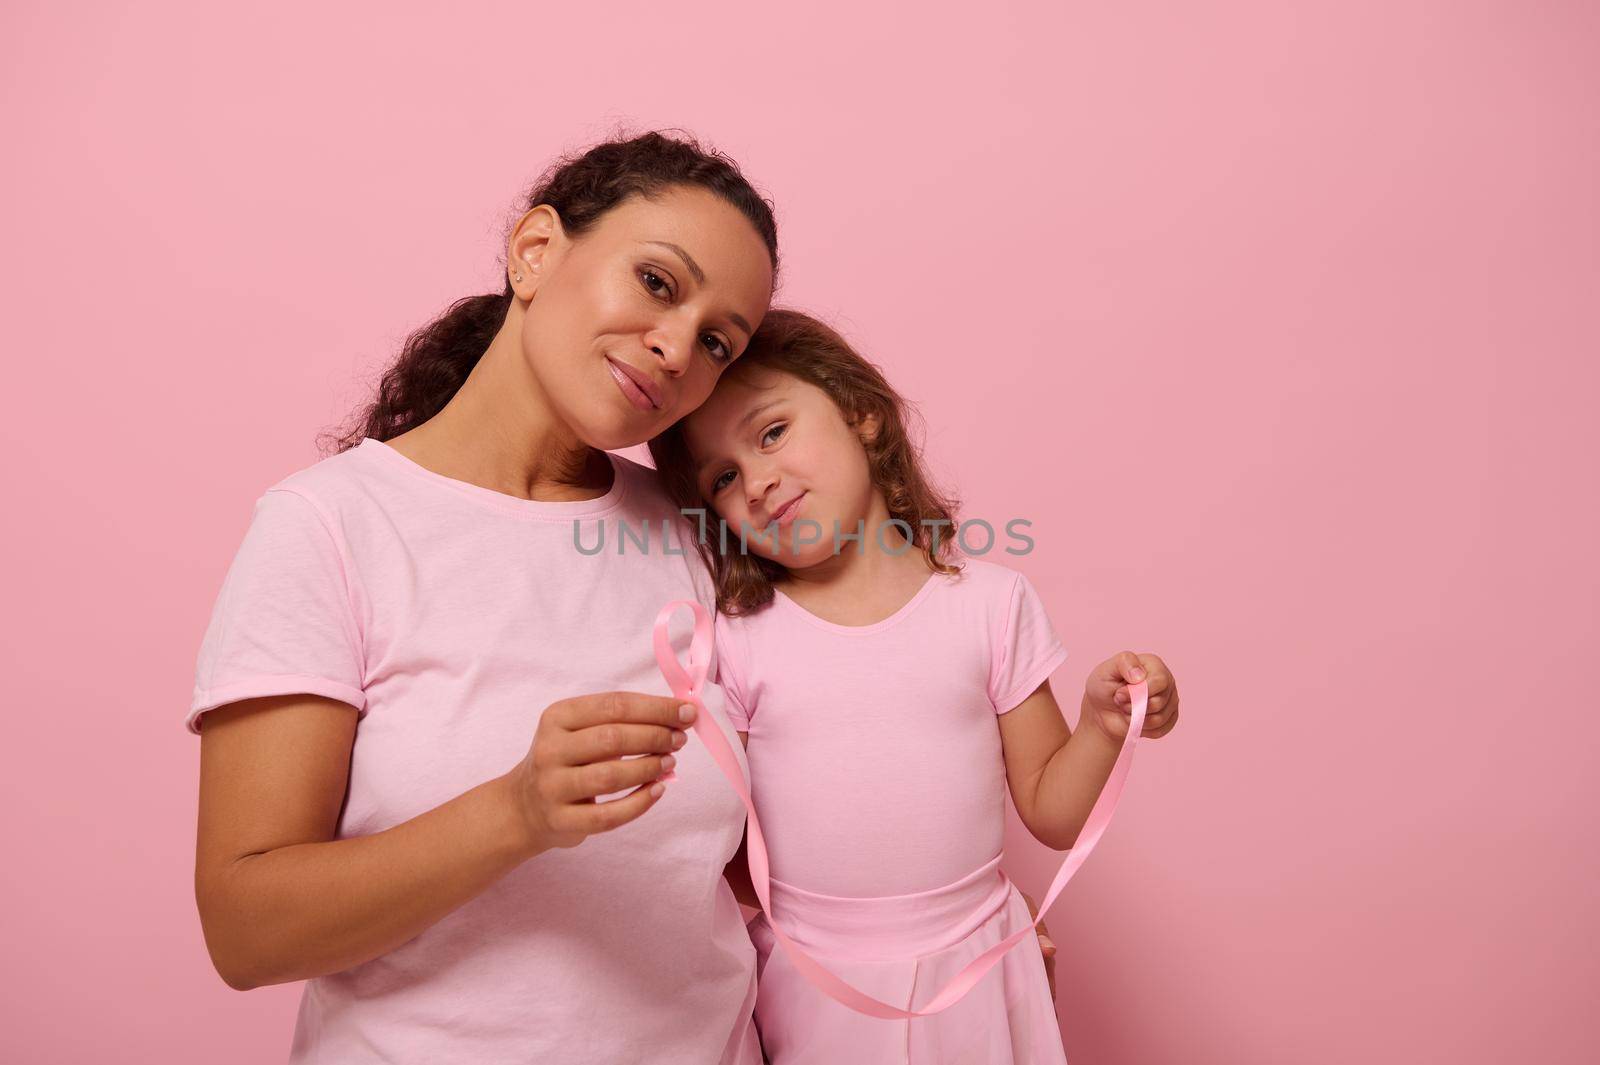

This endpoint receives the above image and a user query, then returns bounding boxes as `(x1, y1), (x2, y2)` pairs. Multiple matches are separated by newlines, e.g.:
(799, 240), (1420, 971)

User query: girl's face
(682, 366), (880, 570)
(513, 186), (774, 451)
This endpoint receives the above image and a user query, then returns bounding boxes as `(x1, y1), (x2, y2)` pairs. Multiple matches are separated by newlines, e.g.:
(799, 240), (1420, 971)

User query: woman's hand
(507, 692), (692, 853)
(1083, 652), (1179, 740)
(1019, 890), (1057, 999)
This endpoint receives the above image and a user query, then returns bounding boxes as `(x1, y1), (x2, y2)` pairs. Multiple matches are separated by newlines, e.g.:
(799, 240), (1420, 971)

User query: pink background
(3, 2), (1596, 1062)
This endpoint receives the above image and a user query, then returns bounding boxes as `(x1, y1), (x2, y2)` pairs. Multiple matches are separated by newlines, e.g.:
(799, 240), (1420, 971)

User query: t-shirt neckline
(358, 437), (629, 519)
(772, 570), (947, 636)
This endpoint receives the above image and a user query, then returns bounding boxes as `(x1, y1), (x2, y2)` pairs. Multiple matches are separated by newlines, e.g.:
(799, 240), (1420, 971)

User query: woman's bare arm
(195, 690), (686, 990)
(195, 695), (539, 989)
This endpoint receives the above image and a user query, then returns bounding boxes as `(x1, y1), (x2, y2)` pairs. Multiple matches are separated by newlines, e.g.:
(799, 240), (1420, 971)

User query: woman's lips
(605, 357), (661, 412)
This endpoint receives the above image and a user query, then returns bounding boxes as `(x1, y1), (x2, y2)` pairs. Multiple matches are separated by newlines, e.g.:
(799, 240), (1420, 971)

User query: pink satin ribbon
(653, 599), (1146, 1020)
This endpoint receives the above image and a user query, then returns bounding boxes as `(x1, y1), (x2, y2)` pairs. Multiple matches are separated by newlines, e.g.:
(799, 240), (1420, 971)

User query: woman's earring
(514, 273), (524, 283)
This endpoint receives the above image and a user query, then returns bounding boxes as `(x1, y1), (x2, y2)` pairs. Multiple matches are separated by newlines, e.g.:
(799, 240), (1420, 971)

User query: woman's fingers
(555, 754), (676, 803)
(552, 691), (696, 731)
(561, 722), (685, 765)
(554, 781), (667, 835)
(515, 692), (696, 851)
(1018, 889), (1059, 1000)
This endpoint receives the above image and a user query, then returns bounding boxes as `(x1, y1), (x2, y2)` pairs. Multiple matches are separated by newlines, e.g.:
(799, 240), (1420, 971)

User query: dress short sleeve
(187, 488), (366, 733)
(987, 571), (1069, 714)
(712, 612), (754, 731)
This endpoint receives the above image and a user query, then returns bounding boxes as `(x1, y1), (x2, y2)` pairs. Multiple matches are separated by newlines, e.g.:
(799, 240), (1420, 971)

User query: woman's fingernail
(661, 755), (676, 772)
(1131, 668), (1145, 681)
(649, 783), (665, 798)
(679, 704), (697, 723)
(672, 731), (687, 749)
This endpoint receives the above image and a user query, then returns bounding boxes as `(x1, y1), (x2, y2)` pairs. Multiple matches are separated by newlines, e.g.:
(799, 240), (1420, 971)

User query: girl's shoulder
(926, 557), (1059, 643)
(939, 555), (1034, 601)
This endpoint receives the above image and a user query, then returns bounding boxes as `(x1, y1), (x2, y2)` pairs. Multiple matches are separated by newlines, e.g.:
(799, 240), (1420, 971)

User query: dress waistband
(763, 854), (1014, 960)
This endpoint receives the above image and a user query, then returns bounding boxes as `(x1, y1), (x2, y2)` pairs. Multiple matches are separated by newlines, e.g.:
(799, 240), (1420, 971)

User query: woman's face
(682, 367), (880, 570)
(511, 186), (774, 451)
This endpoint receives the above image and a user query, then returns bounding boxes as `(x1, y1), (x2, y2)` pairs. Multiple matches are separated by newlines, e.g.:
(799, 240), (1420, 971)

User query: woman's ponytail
(325, 290), (511, 450)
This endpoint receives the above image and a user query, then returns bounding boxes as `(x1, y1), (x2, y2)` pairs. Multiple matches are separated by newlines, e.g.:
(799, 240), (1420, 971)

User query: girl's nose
(746, 469), (778, 506)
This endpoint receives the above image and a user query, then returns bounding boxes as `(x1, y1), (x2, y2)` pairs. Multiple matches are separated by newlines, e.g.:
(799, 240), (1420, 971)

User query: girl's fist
(1083, 652), (1179, 740)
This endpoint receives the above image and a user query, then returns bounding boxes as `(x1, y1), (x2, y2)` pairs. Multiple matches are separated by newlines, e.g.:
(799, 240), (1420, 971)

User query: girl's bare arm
(996, 680), (1122, 850)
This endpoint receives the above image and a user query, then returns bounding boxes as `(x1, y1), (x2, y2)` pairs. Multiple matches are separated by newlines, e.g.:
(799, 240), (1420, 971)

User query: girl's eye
(639, 268), (673, 300)
(760, 423), (787, 446)
(711, 470), (736, 492)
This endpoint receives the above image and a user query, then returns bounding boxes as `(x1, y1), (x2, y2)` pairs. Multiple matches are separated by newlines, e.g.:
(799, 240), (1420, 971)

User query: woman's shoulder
(605, 449), (659, 498)
(606, 450), (682, 516)
(257, 439), (387, 513)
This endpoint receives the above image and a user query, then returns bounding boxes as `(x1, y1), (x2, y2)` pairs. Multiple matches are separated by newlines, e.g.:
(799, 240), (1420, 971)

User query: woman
(190, 132), (778, 1063)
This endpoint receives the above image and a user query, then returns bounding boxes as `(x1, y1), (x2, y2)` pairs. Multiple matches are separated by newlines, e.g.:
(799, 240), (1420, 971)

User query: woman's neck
(384, 322), (613, 503)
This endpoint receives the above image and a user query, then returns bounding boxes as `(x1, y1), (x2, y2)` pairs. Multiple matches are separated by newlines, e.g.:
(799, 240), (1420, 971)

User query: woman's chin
(573, 405), (662, 452)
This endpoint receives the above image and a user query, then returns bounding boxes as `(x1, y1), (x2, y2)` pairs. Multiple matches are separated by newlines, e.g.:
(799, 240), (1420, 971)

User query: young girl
(649, 310), (1180, 1064)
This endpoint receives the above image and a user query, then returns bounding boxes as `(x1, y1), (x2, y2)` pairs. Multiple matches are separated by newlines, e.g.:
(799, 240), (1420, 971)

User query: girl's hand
(1084, 652), (1179, 740)
(506, 692), (692, 853)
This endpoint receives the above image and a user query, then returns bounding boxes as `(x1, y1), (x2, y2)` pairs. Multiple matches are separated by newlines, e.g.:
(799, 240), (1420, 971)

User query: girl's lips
(605, 357), (658, 413)
(771, 492), (806, 525)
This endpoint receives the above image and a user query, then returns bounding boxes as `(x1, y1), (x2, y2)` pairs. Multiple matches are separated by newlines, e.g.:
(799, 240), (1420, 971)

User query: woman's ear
(855, 411), (882, 446)
(507, 205), (563, 301)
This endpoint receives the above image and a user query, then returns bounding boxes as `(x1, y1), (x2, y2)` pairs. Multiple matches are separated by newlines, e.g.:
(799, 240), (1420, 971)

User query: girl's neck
(776, 493), (935, 620)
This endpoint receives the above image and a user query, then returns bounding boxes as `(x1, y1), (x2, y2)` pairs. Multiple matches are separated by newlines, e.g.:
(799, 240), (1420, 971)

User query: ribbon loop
(653, 600), (713, 700)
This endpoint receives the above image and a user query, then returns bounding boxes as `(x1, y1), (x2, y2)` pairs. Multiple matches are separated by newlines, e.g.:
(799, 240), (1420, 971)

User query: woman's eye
(760, 423), (787, 446)
(711, 470), (736, 492)
(639, 269), (672, 299)
(702, 334), (731, 362)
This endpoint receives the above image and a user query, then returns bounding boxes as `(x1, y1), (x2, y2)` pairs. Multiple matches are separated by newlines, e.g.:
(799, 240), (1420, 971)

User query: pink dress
(714, 559), (1072, 1064)
(189, 440), (761, 1065)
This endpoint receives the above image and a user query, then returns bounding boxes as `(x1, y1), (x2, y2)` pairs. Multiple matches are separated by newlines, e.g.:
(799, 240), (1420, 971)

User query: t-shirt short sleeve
(712, 613), (754, 731)
(187, 488), (366, 733)
(987, 571), (1070, 714)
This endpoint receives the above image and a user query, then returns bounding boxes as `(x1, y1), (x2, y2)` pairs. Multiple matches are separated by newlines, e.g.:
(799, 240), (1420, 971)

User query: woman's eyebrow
(646, 241), (705, 284)
(644, 240), (752, 335)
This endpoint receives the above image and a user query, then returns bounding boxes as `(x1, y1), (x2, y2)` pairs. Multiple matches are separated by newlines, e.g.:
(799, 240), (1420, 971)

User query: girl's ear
(507, 204), (564, 301)
(855, 411), (882, 446)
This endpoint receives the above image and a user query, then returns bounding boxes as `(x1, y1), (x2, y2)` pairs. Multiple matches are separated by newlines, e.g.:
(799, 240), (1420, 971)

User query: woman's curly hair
(649, 309), (962, 616)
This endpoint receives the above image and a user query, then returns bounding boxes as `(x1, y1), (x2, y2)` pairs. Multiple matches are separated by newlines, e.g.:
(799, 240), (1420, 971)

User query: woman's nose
(646, 323), (695, 376)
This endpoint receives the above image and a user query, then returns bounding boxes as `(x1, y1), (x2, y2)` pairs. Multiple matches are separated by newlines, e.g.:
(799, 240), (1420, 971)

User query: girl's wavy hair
(323, 129), (779, 452)
(649, 309), (962, 616)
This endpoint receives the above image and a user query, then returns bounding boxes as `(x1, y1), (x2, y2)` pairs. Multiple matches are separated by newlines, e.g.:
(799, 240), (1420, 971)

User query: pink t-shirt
(188, 439), (759, 1065)
(713, 558), (1069, 898)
